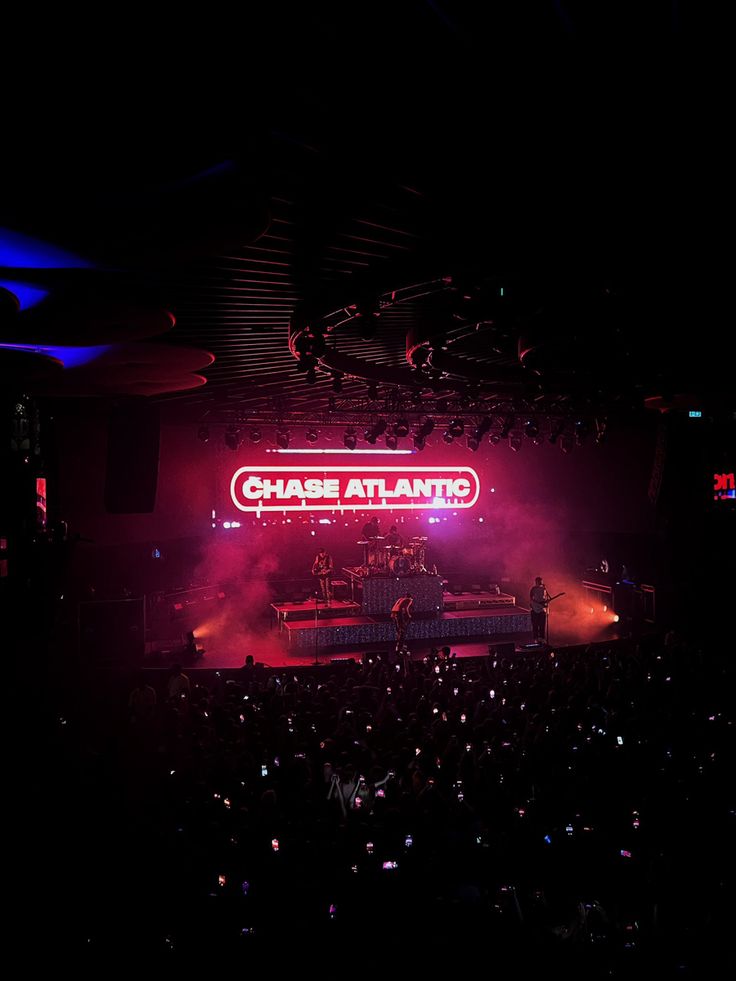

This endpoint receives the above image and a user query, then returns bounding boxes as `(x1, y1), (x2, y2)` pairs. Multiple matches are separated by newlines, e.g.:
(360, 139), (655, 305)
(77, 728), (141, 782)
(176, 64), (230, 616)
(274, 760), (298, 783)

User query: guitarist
(529, 576), (550, 643)
(312, 547), (334, 604)
(391, 591), (413, 651)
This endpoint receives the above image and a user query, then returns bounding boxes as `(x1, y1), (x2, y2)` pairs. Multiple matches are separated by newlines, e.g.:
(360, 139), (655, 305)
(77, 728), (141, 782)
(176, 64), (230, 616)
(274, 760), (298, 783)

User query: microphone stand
(314, 591), (320, 665)
(545, 587), (553, 647)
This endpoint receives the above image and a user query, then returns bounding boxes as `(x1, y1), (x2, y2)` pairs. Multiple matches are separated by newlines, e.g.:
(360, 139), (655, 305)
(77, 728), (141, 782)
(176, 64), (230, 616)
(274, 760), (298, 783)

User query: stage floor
(143, 618), (624, 671)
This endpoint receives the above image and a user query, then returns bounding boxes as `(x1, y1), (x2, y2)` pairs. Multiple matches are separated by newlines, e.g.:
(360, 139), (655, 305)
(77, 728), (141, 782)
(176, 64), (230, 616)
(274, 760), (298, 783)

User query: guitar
(540, 591), (565, 607)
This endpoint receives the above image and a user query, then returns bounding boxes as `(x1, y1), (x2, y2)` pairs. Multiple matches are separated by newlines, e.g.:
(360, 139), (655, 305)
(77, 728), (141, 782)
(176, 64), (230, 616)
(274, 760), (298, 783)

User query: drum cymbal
(357, 540), (370, 544)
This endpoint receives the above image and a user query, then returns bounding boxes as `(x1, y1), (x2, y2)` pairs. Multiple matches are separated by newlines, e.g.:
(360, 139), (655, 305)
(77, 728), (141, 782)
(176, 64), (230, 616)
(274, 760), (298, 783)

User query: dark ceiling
(1, 5), (729, 436)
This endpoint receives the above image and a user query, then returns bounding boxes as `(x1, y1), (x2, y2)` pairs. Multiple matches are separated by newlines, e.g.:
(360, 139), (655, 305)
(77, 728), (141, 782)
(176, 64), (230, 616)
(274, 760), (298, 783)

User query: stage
(143, 577), (536, 668)
(282, 603), (531, 648)
(141, 579), (624, 671)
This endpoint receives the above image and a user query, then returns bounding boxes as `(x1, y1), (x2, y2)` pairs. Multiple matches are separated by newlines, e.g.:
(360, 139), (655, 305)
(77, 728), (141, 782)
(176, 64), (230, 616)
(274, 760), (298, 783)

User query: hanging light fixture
(225, 426), (242, 451)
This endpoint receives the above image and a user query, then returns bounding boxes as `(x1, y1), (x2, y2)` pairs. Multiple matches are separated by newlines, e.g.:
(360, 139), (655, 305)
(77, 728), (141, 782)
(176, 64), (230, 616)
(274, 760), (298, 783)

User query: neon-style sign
(713, 472), (735, 500)
(229, 466), (481, 513)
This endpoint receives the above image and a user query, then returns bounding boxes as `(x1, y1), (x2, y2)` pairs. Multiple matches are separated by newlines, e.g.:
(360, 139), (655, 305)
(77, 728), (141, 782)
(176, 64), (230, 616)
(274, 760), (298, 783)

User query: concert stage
(283, 604), (532, 649)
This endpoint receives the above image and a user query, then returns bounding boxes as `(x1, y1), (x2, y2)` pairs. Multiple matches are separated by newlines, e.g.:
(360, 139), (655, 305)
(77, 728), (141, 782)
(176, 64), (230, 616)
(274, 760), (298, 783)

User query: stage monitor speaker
(104, 403), (160, 513)
(488, 642), (515, 657)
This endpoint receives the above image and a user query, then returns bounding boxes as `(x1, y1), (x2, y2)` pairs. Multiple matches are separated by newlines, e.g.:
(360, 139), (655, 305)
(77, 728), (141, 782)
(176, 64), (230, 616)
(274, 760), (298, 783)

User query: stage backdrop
(53, 407), (661, 596)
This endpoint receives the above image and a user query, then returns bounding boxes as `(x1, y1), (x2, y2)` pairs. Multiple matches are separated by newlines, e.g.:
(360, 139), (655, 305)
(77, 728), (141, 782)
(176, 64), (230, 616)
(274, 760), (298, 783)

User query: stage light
(305, 327), (326, 358)
(332, 371), (343, 393)
(524, 419), (539, 439)
(305, 428), (318, 444)
(385, 434), (398, 451)
(394, 418), (410, 438)
(413, 435), (426, 451)
(367, 383), (379, 399)
(489, 433), (501, 446)
(448, 419), (464, 437)
(276, 429), (290, 450)
(197, 425), (209, 442)
(249, 429), (262, 444)
(365, 419), (387, 444)
(560, 434), (574, 454)
(548, 419), (565, 445)
(595, 417), (608, 444)
(613, 614), (620, 623)
(225, 427), (241, 451)
(409, 345), (430, 368)
(305, 366), (317, 385)
(443, 430), (454, 444)
(417, 418), (435, 438)
(343, 427), (358, 450)
(468, 416), (491, 450)
(500, 415), (515, 439)
(508, 434), (522, 452)
(574, 419), (589, 445)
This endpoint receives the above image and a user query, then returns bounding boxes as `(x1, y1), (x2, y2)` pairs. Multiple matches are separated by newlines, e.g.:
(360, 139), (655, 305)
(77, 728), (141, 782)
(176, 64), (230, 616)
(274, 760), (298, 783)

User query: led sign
(230, 466), (481, 513)
(713, 472), (735, 501)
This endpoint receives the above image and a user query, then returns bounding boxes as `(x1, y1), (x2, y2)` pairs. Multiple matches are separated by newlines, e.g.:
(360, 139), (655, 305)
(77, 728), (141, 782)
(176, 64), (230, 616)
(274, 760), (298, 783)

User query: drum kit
(357, 536), (429, 576)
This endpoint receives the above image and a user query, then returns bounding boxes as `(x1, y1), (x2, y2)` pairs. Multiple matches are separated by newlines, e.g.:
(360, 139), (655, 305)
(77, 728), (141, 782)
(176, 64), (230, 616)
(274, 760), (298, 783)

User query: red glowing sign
(36, 477), (47, 529)
(229, 466), (481, 513)
(713, 472), (735, 501)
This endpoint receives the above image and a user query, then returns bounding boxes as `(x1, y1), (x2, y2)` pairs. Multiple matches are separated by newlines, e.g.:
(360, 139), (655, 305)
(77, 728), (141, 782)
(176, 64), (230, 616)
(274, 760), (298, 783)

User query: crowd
(35, 632), (733, 973)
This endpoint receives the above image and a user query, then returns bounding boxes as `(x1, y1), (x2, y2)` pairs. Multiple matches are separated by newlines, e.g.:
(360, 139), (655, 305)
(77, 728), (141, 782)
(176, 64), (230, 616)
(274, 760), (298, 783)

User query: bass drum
(389, 555), (412, 575)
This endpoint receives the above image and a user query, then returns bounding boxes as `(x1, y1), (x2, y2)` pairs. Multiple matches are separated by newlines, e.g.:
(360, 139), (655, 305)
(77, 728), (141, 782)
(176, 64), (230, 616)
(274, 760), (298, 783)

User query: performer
(361, 515), (382, 570)
(312, 546), (334, 604)
(529, 576), (549, 643)
(391, 591), (413, 651)
(385, 524), (404, 548)
(362, 515), (381, 539)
